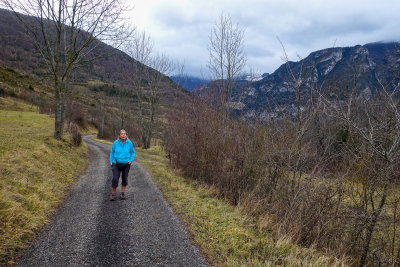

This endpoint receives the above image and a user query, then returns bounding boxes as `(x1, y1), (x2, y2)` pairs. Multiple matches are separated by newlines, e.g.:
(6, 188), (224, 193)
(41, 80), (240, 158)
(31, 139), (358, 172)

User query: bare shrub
(39, 103), (53, 115)
(66, 100), (86, 128)
(164, 84), (400, 265)
(68, 123), (82, 146)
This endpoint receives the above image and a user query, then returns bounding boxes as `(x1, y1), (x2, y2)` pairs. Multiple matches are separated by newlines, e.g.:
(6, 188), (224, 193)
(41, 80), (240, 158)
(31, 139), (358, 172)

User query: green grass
(131, 145), (347, 266)
(0, 65), (51, 98)
(0, 97), (38, 112)
(0, 97), (88, 263)
(87, 79), (106, 86)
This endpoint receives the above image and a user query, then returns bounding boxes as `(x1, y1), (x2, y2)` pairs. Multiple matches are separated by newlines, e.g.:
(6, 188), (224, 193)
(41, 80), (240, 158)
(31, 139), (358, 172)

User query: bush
(65, 101), (86, 127)
(6, 89), (17, 97)
(164, 93), (400, 266)
(39, 104), (52, 115)
(68, 123), (82, 146)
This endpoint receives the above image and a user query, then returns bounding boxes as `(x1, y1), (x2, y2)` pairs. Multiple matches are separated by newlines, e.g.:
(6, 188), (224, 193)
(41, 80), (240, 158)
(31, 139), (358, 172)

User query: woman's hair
(118, 129), (127, 139)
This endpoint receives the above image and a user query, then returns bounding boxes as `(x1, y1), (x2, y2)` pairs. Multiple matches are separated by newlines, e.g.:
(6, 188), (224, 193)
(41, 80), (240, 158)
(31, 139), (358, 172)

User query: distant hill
(170, 75), (209, 91)
(231, 42), (400, 120)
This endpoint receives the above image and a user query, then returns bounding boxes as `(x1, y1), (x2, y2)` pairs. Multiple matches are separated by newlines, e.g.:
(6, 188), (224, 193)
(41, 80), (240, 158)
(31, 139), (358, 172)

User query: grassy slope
(94, 136), (346, 266)
(0, 97), (88, 263)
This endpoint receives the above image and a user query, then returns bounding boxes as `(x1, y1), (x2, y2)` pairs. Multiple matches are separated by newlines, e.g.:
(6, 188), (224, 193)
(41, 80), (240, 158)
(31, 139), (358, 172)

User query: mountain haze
(170, 75), (209, 92)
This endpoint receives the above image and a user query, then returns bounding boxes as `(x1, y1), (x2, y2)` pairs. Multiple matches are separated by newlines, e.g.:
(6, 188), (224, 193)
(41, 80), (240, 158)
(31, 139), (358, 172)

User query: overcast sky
(128, 0), (400, 77)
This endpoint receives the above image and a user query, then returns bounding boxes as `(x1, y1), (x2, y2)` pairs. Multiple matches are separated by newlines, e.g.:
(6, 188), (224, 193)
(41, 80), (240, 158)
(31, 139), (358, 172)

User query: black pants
(112, 164), (130, 188)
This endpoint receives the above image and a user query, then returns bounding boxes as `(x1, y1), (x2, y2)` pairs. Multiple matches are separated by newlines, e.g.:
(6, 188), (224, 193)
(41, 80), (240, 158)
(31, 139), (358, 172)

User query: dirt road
(17, 136), (206, 267)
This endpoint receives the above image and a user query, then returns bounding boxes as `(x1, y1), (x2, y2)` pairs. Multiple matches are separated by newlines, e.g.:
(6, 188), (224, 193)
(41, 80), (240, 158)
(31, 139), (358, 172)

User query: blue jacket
(110, 139), (135, 164)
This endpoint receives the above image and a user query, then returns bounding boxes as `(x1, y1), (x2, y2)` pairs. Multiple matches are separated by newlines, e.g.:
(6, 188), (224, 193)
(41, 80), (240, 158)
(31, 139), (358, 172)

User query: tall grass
(0, 97), (88, 263)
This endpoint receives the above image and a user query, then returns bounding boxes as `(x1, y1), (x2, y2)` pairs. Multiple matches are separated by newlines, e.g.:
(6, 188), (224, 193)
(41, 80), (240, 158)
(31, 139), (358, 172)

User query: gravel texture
(17, 136), (207, 267)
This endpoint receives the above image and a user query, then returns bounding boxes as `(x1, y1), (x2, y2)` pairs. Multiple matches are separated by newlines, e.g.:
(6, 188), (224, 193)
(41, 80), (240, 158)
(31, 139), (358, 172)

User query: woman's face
(120, 131), (127, 141)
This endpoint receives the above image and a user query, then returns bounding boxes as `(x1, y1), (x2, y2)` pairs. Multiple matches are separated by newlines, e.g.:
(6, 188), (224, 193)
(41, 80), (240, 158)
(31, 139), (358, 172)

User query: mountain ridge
(232, 41), (400, 120)
(170, 75), (209, 91)
(0, 8), (185, 104)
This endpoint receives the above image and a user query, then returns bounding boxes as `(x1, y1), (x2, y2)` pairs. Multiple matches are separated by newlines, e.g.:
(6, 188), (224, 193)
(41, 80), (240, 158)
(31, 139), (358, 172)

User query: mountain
(238, 73), (269, 82)
(170, 75), (209, 91)
(232, 42), (400, 120)
(0, 8), (187, 139)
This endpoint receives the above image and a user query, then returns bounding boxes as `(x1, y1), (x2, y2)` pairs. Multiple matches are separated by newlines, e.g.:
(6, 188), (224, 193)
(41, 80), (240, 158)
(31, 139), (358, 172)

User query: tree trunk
(359, 183), (389, 266)
(98, 113), (105, 138)
(141, 124), (152, 149)
(144, 97), (156, 149)
(54, 82), (66, 140)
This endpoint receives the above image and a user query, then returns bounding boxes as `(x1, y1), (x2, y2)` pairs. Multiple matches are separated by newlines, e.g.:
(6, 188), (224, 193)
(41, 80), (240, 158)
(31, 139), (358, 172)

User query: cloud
(128, 0), (400, 76)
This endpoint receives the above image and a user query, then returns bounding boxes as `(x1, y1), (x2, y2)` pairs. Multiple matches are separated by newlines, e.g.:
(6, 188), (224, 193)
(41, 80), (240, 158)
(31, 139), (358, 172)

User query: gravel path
(17, 136), (207, 267)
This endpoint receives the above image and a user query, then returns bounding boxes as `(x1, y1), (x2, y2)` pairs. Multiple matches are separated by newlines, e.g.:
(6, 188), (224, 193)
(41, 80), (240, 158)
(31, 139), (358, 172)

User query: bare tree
(124, 30), (153, 147)
(1, 0), (133, 139)
(208, 13), (246, 117)
(172, 60), (186, 100)
(96, 94), (106, 139)
(322, 81), (400, 266)
(124, 31), (173, 148)
(142, 52), (174, 148)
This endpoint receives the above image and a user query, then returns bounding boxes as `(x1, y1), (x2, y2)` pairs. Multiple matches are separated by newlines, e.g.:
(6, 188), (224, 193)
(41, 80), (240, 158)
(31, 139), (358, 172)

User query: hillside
(232, 42), (400, 120)
(0, 8), (185, 99)
(0, 8), (187, 140)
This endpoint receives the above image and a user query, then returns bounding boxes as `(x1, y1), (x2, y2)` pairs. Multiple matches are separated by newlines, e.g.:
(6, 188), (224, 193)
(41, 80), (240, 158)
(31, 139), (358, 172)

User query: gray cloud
(130, 0), (400, 77)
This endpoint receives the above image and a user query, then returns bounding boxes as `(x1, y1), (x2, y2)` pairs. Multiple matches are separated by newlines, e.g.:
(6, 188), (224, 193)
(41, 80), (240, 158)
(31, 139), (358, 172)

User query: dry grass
(0, 97), (38, 112)
(87, 79), (106, 87)
(133, 145), (347, 266)
(79, 124), (98, 135)
(0, 97), (88, 263)
(92, 136), (112, 145)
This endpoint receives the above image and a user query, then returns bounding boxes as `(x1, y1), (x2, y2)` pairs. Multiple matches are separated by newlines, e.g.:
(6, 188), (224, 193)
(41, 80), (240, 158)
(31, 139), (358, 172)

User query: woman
(109, 129), (135, 201)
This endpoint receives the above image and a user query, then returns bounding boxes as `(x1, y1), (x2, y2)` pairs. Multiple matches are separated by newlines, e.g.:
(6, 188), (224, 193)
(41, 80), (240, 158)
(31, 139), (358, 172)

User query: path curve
(17, 136), (207, 267)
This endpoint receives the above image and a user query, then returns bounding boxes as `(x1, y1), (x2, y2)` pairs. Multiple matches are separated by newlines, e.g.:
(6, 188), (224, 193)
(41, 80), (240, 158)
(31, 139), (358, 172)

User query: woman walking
(109, 129), (135, 201)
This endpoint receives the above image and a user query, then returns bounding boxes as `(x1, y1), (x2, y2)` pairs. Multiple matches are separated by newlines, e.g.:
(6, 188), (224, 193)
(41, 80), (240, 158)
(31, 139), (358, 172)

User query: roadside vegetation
(136, 145), (346, 266)
(163, 74), (400, 266)
(0, 97), (88, 264)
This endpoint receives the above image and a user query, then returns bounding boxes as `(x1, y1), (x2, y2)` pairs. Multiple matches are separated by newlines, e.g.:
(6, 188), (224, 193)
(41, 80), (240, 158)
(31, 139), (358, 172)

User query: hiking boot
(110, 193), (116, 201)
(120, 192), (126, 200)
